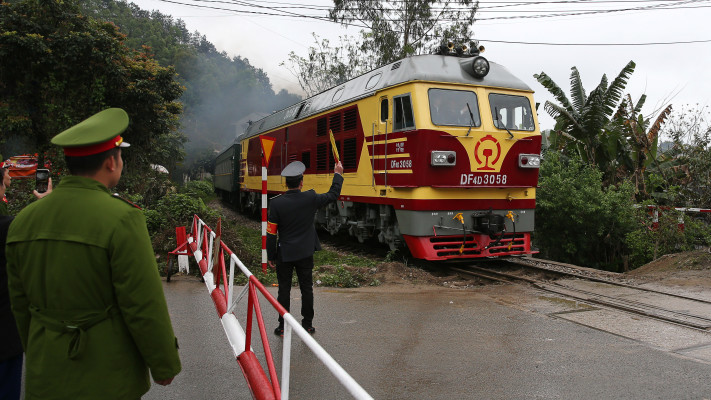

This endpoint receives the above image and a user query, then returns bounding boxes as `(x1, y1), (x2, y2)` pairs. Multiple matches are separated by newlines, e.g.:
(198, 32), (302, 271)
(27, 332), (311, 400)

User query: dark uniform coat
(5, 176), (181, 400)
(0, 216), (22, 362)
(267, 174), (344, 263)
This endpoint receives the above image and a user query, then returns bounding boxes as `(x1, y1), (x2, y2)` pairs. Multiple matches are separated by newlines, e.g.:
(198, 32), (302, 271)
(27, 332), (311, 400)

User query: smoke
(179, 52), (302, 167)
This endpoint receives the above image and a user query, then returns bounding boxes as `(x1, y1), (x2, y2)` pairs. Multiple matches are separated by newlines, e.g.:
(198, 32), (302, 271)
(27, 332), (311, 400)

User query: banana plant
(534, 61), (636, 176)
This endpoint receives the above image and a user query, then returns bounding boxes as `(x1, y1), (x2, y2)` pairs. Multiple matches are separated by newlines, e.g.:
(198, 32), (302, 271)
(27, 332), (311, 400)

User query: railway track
(451, 258), (711, 331)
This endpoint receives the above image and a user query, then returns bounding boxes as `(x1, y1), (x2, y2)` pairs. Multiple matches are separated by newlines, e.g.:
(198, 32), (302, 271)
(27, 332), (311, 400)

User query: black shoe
(304, 326), (315, 335)
(274, 326), (284, 336)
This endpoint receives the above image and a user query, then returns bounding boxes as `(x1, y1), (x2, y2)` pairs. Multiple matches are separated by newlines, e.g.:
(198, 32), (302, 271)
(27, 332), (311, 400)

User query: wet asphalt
(144, 278), (711, 400)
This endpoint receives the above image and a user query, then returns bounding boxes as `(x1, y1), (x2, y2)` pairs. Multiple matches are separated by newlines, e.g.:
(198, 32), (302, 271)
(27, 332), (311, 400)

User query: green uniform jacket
(5, 176), (181, 399)
(0, 199), (8, 216)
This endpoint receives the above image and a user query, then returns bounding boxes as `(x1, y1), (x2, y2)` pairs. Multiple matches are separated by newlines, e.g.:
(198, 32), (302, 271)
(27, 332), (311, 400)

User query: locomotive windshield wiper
(495, 107), (515, 139)
(466, 102), (474, 137)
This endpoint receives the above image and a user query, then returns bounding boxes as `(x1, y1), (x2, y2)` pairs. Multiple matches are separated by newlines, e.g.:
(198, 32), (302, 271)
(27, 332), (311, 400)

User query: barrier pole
(261, 154), (268, 273)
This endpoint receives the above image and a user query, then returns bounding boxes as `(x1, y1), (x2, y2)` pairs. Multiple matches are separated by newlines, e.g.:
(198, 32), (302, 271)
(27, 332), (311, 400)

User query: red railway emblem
(474, 135), (501, 171)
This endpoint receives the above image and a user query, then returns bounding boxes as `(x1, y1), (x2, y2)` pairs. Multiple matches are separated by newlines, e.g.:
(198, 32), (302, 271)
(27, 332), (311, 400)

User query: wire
(145, 0), (711, 46)
(478, 38), (711, 46)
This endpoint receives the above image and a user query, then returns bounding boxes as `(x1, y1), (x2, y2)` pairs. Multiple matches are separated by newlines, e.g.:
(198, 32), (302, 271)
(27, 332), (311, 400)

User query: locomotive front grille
(429, 233), (528, 257)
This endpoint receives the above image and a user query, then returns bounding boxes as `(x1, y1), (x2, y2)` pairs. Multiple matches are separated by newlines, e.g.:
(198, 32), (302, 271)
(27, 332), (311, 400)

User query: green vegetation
(535, 65), (711, 271)
(535, 153), (636, 271)
(1, 0), (184, 183)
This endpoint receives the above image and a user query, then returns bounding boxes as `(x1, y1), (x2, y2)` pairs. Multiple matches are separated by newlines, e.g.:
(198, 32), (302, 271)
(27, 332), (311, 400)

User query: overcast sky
(128, 0), (711, 131)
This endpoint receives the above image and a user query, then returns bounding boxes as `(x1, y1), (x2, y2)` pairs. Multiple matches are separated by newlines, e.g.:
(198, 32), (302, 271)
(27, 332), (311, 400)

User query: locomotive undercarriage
(316, 201), (535, 259)
(317, 202), (402, 251)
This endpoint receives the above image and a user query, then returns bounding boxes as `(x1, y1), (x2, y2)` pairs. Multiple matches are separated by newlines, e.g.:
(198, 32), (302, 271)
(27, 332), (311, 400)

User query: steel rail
(451, 264), (711, 331)
(506, 257), (711, 305)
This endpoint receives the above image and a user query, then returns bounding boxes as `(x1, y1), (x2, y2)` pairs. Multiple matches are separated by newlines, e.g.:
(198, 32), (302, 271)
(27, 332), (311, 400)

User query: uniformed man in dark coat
(0, 215), (22, 400)
(267, 160), (344, 335)
(5, 108), (181, 400)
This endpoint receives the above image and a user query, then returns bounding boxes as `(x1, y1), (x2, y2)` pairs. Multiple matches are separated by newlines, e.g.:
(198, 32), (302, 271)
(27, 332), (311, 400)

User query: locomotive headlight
(431, 151), (456, 166)
(471, 56), (490, 78)
(519, 154), (541, 168)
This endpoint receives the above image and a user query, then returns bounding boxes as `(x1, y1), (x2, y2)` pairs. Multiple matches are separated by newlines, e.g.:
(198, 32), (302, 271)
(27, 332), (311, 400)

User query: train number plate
(390, 159), (413, 169)
(460, 173), (508, 185)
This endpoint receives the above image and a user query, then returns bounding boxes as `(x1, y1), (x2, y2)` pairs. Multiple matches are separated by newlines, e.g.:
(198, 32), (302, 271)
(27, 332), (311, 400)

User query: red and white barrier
(168, 215), (373, 400)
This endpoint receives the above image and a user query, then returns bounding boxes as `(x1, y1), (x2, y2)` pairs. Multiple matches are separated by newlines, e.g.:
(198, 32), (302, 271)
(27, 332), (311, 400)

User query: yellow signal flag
(329, 129), (340, 164)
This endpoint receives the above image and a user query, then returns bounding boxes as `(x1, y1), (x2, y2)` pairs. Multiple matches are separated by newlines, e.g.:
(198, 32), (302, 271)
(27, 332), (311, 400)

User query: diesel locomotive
(214, 43), (542, 260)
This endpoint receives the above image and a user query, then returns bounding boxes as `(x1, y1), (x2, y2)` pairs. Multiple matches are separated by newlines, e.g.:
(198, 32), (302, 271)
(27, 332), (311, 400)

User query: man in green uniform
(5, 108), (181, 399)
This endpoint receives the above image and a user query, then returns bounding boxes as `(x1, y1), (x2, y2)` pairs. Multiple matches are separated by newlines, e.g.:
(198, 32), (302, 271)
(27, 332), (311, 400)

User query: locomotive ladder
(167, 215), (373, 400)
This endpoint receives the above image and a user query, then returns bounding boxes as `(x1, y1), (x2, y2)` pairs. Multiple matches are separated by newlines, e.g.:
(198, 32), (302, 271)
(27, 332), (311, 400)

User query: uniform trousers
(0, 353), (22, 400)
(276, 255), (314, 328)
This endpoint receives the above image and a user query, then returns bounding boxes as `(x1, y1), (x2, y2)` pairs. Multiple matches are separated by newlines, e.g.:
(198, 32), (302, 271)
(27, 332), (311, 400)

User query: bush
(144, 192), (221, 252)
(180, 179), (214, 202)
(626, 206), (711, 269)
(535, 153), (637, 271)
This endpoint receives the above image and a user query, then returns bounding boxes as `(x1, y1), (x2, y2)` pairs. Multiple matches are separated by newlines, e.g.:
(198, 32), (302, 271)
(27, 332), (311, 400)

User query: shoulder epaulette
(112, 193), (142, 209)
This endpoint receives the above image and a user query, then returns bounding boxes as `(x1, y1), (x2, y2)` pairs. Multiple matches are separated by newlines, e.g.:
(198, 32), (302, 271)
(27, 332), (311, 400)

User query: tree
(0, 0), (185, 180)
(283, 0), (479, 96)
(534, 62), (636, 181)
(282, 33), (368, 96)
(654, 105), (711, 207)
(330, 0), (479, 66)
(84, 0), (302, 173)
(610, 94), (672, 197)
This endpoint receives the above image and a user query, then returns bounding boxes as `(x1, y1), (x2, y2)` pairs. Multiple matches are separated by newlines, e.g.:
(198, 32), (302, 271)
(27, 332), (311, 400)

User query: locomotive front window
(489, 93), (535, 131)
(393, 94), (415, 131)
(429, 88), (481, 127)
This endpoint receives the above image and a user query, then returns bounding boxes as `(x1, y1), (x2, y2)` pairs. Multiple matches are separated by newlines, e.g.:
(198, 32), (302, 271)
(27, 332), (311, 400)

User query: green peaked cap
(52, 108), (130, 152)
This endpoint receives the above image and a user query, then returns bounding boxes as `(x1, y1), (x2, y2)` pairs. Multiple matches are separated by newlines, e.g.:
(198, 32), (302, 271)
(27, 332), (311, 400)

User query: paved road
(145, 277), (711, 400)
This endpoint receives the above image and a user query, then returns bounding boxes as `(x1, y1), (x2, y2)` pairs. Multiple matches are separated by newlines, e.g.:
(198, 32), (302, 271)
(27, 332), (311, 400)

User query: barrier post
(261, 156), (268, 273)
(259, 137), (276, 273)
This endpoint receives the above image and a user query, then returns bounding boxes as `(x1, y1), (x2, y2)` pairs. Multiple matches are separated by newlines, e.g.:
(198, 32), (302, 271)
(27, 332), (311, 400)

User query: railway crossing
(150, 215), (711, 399)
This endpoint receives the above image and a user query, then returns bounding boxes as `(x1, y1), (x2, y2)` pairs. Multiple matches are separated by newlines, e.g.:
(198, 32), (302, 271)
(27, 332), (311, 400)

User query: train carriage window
(489, 93), (535, 131)
(380, 99), (388, 122)
(429, 88), (481, 127)
(393, 94), (415, 131)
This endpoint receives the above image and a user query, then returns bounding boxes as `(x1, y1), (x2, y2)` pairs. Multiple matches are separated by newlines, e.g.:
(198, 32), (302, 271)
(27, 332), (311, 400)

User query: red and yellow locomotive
(215, 43), (541, 260)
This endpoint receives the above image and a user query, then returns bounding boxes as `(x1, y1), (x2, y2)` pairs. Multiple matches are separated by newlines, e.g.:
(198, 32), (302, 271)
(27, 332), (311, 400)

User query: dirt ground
(624, 249), (711, 289)
(208, 200), (711, 290)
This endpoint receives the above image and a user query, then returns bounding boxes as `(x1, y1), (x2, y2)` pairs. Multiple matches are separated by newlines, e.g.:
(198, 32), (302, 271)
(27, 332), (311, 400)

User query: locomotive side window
(429, 88), (481, 127)
(393, 94), (415, 131)
(489, 93), (535, 131)
(380, 98), (388, 121)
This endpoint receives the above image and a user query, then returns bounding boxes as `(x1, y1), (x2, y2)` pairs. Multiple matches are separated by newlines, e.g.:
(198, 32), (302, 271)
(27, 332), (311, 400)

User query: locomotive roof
(240, 54), (531, 140)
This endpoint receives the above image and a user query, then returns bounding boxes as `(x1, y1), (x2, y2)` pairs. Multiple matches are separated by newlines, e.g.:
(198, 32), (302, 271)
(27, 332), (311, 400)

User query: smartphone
(36, 168), (50, 193)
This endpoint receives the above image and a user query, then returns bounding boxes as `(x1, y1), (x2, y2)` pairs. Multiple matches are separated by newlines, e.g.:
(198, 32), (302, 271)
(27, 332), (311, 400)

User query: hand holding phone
(35, 169), (50, 193)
